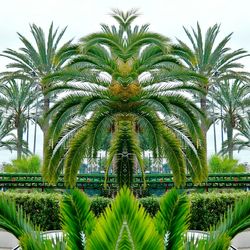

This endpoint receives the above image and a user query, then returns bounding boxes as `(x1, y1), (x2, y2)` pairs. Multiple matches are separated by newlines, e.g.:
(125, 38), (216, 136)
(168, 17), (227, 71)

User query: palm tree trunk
(26, 107), (29, 147)
(17, 118), (23, 159)
(33, 99), (39, 154)
(42, 96), (50, 157)
(227, 125), (233, 159)
(211, 99), (217, 154)
(221, 107), (224, 146)
(200, 96), (208, 154)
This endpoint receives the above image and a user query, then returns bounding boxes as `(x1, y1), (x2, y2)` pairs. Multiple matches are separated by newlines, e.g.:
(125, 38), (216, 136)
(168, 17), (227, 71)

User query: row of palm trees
(0, 10), (249, 187)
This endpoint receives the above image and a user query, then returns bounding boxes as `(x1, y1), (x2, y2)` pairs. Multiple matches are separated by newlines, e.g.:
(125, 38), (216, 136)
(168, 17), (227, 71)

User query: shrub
(1, 190), (250, 231)
(208, 154), (246, 173)
(90, 196), (111, 216)
(3, 155), (41, 173)
(1, 192), (61, 230)
(189, 192), (250, 230)
(139, 196), (160, 217)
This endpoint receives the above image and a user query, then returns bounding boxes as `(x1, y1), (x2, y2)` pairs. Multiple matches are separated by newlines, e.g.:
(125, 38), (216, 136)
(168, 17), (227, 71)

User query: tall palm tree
(43, 10), (207, 188)
(0, 117), (22, 153)
(175, 23), (249, 153)
(212, 80), (250, 158)
(0, 23), (73, 157)
(221, 122), (250, 155)
(0, 80), (38, 158)
(0, 187), (250, 249)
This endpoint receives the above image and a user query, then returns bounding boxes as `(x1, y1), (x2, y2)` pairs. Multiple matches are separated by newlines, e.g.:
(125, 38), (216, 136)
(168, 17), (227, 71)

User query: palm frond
(87, 187), (164, 250)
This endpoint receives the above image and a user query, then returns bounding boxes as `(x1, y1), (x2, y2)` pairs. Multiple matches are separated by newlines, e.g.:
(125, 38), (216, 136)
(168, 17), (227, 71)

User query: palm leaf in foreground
(1, 188), (250, 249)
(87, 187), (163, 250)
(208, 197), (250, 248)
(0, 195), (34, 239)
(154, 189), (190, 249)
(60, 189), (95, 249)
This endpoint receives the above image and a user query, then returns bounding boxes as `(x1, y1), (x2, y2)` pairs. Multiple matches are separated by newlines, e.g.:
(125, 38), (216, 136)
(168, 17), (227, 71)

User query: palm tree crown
(0, 23), (73, 156)
(42, 10), (207, 188)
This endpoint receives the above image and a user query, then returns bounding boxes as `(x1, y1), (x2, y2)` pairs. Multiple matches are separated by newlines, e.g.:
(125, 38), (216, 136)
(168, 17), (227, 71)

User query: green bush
(208, 154), (246, 173)
(1, 192), (61, 230)
(1, 190), (250, 231)
(139, 196), (160, 217)
(3, 155), (41, 173)
(90, 196), (111, 216)
(189, 192), (250, 230)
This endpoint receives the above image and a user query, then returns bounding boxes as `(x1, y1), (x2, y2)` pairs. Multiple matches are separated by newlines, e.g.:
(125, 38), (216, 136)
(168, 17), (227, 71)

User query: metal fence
(0, 173), (250, 194)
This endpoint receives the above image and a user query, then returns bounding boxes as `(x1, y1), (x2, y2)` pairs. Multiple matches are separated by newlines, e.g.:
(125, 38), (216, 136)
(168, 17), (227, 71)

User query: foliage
(176, 22), (249, 154)
(0, 22), (73, 159)
(2, 190), (250, 234)
(0, 80), (38, 158)
(3, 155), (42, 173)
(0, 192), (61, 230)
(90, 196), (111, 217)
(87, 187), (164, 250)
(189, 192), (250, 231)
(43, 9), (207, 189)
(211, 80), (250, 158)
(221, 123), (250, 155)
(1, 188), (250, 249)
(208, 154), (246, 173)
(0, 115), (29, 154)
(139, 196), (160, 217)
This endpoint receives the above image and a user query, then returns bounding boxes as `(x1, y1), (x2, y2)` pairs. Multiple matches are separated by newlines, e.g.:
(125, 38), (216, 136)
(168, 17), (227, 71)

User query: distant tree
(0, 23), (72, 157)
(176, 23), (249, 153)
(212, 80), (250, 158)
(0, 80), (38, 158)
(221, 124), (250, 155)
(209, 154), (246, 173)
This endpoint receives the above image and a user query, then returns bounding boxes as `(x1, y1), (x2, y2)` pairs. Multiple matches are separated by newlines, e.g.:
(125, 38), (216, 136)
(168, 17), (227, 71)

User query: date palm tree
(221, 123), (250, 155)
(0, 80), (38, 158)
(43, 10), (207, 188)
(212, 80), (250, 158)
(0, 187), (250, 249)
(0, 23), (73, 157)
(175, 23), (249, 153)
(0, 116), (26, 154)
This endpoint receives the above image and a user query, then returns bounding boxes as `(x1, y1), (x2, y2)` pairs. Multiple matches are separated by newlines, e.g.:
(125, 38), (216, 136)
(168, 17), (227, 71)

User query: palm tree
(0, 80), (38, 158)
(212, 80), (250, 158)
(0, 187), (250, 249)
(43, 10), (207, 188)
(0, 23), (73, 157)
(0, 119), (21, 153)
(221, 123), (250, 155)
(175, 23), (249, 153)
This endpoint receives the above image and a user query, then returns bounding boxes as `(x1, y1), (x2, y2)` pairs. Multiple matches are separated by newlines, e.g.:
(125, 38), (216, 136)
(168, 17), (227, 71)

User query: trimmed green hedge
(1, 192), (61, 230)
(1, 191), (250, 231)
(189, 192), (250, 230)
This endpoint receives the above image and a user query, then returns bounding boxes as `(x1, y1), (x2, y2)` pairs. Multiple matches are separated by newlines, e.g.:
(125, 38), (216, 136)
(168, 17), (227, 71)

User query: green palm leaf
(87, 187), (164, 250)
(154, 189), (190, 250)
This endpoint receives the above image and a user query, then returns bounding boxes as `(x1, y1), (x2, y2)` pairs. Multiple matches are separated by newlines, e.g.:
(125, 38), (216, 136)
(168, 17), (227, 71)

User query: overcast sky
(0, 0), (249, 163)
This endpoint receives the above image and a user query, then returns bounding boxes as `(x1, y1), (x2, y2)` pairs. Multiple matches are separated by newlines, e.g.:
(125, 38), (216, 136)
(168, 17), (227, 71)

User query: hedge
(1, 192), (61, 230)
(1, 191), (250, 231)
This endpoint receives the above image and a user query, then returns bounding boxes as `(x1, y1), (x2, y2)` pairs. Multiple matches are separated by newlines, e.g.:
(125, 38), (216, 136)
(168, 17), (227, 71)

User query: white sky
(0, 0), (249, 163)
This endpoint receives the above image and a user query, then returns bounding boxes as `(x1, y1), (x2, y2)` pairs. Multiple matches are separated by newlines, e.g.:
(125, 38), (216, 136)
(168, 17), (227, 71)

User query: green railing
(0, 173), (250, 193)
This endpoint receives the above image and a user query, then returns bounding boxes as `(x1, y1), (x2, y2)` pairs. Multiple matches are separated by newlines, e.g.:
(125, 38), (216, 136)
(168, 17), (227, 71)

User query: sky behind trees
(0, 0), (249, 163)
